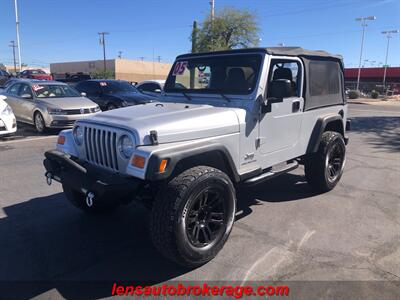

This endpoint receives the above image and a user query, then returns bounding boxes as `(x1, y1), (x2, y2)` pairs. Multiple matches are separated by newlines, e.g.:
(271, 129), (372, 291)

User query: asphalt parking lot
(0, 103), (399, 299)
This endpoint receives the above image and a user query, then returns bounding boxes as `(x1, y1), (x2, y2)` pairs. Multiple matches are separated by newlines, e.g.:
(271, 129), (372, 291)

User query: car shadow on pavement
(349, 116), (400, 152)
(0, 193), (193, 299)
(236, 173), (317, 221)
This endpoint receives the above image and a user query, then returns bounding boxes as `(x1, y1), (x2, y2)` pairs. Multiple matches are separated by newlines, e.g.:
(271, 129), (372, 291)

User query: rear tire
(62, 185), (119, 214)
(150, 166), (236, 267)
(305, 131), (346, 193)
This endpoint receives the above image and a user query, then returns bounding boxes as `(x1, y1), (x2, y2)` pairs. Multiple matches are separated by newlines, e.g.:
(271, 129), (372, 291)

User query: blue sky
(0, 0), (399, 68)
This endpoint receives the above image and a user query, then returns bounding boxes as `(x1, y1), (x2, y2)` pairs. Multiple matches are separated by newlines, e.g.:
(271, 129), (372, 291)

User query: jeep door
(259, 57), (304, 156)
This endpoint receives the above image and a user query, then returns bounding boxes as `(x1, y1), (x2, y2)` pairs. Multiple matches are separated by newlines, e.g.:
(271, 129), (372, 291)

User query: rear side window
(8, 83), (21, 95)
(309, 61), (340, 96)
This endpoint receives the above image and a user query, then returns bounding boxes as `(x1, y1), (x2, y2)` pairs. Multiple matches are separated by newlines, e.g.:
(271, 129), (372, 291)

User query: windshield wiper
(179, 91), (192, 101)
(215, 90), (231, 102)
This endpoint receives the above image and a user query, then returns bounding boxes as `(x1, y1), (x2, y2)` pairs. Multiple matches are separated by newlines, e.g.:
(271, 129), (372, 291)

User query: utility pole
(355, 16), (376, 91)
(14, 0), (22, 71)
(98, 32), (109, 72)
(157, 56), (161, 63)
(191, 20), (198, 53)
(382, 30), (399, 92)
(118, 51), (122, 59)
(9, 41), (17, 73)
(209, 0), (215, 22)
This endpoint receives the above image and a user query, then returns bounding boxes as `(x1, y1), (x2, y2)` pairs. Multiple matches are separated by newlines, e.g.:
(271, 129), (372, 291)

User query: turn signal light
(159, 159), (168, 173)
(57, 135), (65, 145)
(131, 155), (146, 168)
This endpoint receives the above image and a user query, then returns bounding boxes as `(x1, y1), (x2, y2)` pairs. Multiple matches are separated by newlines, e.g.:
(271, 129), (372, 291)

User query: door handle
(292, 100), (300, 113)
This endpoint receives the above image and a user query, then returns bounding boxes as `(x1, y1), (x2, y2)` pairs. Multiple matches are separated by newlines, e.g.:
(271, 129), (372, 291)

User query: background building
(50, 59), (172, 82)
(344, 67), (400, 93)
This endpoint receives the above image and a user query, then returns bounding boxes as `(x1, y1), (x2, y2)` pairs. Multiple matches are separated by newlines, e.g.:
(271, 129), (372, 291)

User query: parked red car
(19, 69), (53, 80)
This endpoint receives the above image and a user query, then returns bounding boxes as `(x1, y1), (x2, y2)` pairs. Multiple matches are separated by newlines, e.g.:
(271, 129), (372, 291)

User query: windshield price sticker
(172, 61), (188, 76)
(100, 82), (108, 86)
(32, 85), (44, 91)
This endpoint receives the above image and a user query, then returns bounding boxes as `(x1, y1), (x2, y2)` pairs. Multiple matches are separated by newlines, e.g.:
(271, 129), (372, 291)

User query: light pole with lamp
(355, 16), (376, 92)
(381, 30), (399, 93)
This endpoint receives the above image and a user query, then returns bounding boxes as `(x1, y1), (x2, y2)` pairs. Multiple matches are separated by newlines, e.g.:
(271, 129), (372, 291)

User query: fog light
(131, 155), (146, 168)
(57, 135), (65, 145)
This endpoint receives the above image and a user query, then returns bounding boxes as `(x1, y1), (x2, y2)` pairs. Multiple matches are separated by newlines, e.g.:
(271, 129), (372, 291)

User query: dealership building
(50, 59), (172, 82)
(344, 67), (400, 93)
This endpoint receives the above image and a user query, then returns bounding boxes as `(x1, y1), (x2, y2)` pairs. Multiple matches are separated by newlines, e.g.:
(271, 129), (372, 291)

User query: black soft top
(176, 47), (343, 61)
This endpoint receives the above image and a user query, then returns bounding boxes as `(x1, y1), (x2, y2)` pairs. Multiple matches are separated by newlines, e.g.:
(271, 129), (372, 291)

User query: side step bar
(243, 161), (299, 186)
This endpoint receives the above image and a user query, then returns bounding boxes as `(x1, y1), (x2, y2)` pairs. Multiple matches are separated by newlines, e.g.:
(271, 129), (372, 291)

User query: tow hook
(46, 172), (52, 186)
(86, 192), (95, 207)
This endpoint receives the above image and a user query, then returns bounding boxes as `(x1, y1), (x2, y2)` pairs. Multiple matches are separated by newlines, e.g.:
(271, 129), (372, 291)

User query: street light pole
(382, 30), (399, 91)
(14, 0), (22, 71)
(98, 32), (109, 72)
(355, 16), (376, 91)
(9, 41), (17, 73)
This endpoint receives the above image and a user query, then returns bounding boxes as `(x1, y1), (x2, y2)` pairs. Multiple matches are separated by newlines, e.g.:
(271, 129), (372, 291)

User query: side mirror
(267, 79), (292, 102)
(21, 93), (33, 99)
(80, 92), (87, 97)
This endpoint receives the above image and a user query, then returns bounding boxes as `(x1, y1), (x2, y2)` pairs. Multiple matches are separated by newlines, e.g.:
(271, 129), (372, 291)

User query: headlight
(93, 106), (101, 112)
(118, 135), (134, 159)
(2, 105), (13, 115)
(48, 108), (67, 115)
(73, 126), (84, 145)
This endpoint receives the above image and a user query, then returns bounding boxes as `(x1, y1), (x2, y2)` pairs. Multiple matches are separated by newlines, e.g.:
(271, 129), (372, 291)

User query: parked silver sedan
(1, 80), (100, 132)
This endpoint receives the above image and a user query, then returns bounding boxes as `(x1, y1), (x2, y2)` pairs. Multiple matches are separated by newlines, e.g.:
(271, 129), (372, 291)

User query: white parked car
(136, 80), (165, 98)
(0, 95), (17, 137)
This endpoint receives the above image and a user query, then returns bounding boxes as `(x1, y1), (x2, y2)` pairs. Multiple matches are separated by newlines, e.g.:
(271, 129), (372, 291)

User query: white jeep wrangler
(44, 47), (350, 267)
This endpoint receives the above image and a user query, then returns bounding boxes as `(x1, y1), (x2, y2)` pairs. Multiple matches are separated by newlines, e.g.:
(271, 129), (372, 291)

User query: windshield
(164, 54), (262, 95)
(100, 81), (138, 93)
(32, 84), (80, 98)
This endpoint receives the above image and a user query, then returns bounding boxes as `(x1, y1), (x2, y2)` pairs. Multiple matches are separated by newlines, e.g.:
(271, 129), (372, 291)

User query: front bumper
(43, 150), (142, 202)
(0, 115), (17, 136)
(45, 113), (99, 128)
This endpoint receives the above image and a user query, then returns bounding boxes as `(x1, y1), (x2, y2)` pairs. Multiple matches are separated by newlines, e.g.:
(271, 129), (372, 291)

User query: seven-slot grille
(83, 126), (119, 171)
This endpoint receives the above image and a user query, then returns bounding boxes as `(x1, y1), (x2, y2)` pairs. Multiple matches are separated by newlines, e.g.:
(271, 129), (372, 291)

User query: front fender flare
(145, 142), (240, 182)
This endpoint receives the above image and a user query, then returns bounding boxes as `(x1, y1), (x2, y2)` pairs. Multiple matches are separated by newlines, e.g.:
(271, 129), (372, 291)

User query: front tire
(34, 112), (46, 133)
(106, 103), (117, 111)
(150, 166), (236, 267)
(305, 131), (346, 193)
(62, 185), (119, 214)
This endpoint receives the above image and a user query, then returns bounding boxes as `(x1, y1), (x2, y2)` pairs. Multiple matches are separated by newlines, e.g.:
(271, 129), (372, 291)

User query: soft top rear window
(164, 54), (262, 95)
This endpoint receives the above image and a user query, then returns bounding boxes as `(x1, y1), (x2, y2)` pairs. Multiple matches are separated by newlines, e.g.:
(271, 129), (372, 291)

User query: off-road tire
(34, 112), (46, 133)
(62, 185), (119, 214)
(150, 166), (236, 267)
(305, 131), (346, 193)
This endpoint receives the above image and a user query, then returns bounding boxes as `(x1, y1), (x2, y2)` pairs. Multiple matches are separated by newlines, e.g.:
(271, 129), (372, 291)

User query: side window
(8, 83), (21, 96)
(18, 84), (33, 97)
(77, 82), (98, 95)
(309, 61), (339, 96)
(139, 83), (160, 92)
(267, 60), (302, 98)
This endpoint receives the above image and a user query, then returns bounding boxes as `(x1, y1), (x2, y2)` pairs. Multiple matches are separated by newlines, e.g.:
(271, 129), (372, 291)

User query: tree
(192, 7), (260, 53)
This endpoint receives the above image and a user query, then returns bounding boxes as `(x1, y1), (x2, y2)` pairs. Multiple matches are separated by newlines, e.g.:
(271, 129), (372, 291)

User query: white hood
(79, 102), (241, 145)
